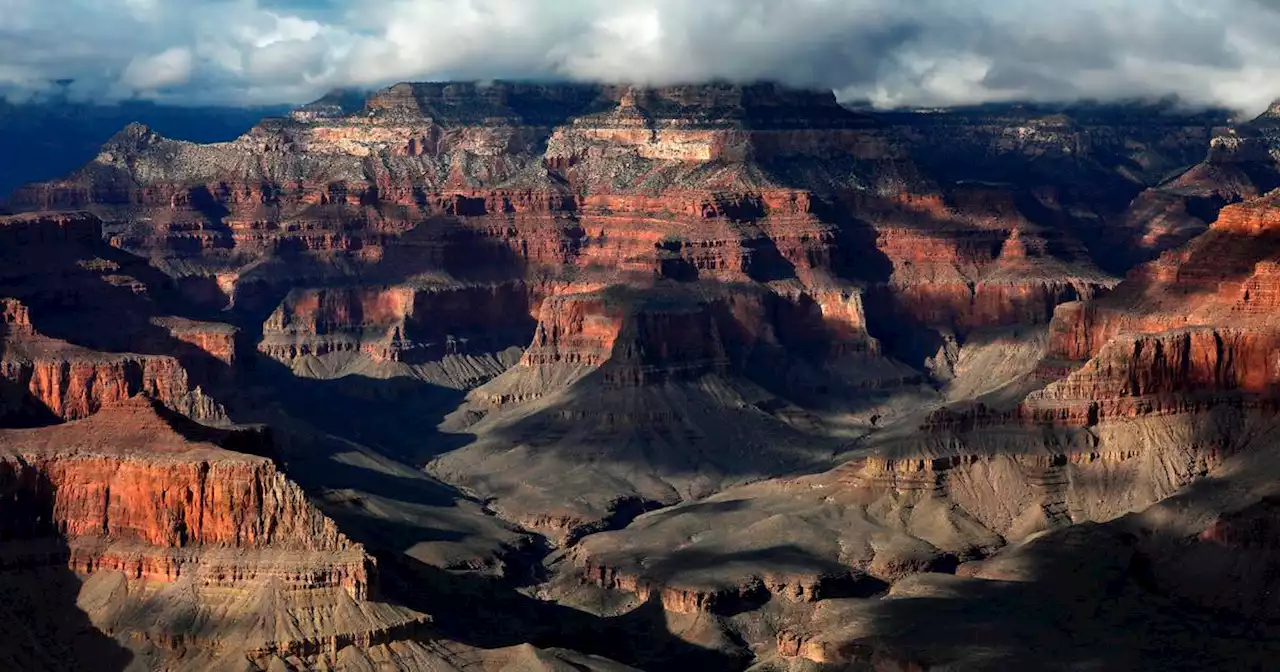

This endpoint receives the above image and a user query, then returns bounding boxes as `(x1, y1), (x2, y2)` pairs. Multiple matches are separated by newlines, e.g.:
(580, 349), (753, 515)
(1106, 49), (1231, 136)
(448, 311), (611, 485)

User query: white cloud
(6, 0), (1280, 114)
(119, 47), (194, 92)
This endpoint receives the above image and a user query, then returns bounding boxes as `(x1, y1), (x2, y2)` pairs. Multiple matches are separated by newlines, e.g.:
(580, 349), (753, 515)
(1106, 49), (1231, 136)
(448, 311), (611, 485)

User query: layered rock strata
(548, 171), (1280, 668)
(9, 82), (1234, 557)
(0, 396), (429, 667)
(563, 401), (1240, 615)
(0, 212), (232, 425)
(5, 84), (1272, 670)
(1119, 102), (1280, 259)
(429, 277), (927, 542)
(9, 84), (1214, 352)
(259, 281), (534, 385)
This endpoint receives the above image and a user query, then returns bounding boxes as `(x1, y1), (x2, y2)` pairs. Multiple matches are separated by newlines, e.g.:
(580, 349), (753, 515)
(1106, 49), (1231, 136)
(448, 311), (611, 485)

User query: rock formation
(0, 212), (228, 425)
(10, 85), (1214, 345)
(0, 396), (435, 669)
(7, 82), (1280, 670)
(476, 97), (1280, 666)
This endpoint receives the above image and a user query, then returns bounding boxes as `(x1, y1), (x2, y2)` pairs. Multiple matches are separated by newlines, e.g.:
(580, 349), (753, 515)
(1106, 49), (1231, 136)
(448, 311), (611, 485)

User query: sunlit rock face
(4, 83), (1236, 539)
(0, 397), (439, 669)
(11, 82), (1280, 671)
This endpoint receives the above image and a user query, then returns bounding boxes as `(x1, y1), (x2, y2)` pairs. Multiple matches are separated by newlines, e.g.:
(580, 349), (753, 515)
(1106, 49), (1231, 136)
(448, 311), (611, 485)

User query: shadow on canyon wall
(1105, 228), (1280, 320)
(0, 468), (134, 671)
(849, 524), (1280, 671)
(0, 323), (62, 428)
(3, 99), (1276, 669)
(0, 557), (136, 671)
(375, 540), (750, 670)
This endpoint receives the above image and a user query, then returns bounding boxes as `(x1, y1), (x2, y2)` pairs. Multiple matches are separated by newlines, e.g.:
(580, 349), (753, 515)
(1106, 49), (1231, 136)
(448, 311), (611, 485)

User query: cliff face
(1099, 100), (1280, 274)
(6, 82), (1233, 551)
(535, 113), (1280, 664)
(1023, 327), (1280, 424)
(0, 213), (233, 425)
(261, 281), (534, 366)
(0, 350), (215, 422)
(0, 397), (430, 665)
(11, 456), (343, 551)
(9, 84), (1217, 353)
(0, 397), (361, 572)
(524, 287), (734, 387)
(892, 187), (1280, 438)
(522, 280), (885, 387)
(10, 84), (1280, 669)
(1034, 192), (1280, 418)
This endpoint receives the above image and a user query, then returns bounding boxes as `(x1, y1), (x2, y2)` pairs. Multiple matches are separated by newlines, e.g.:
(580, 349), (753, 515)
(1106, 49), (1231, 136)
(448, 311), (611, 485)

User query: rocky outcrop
(564, 401), (1239, 618)
(1053, 177), (1280, 353)
(427, 273), (926, 543)
(0, 209), (102, 245)
(0, 298), (32, 335)
(0, 398), (364, 584)
(1119, 102), (1280, 259)
(526, 287), (731, 387)
(0, 212), (231, 424)
(0, 349), (217, 423)
(579, 557), (876, 616)
(8, 84), (1280, 670)
(558, 190), (1280, 620)
(899, 186), (1280, 437)
(1024, 327), (1280, 424)
(1017, 190), (1280, 428)
(562, 475), (964, 614)
(857, 192), (1119, 340)
(261, 281), (534, 366)
(520, 281), (886, 388)
(0, 396), (431, 665)
(154, 316), (237, 365)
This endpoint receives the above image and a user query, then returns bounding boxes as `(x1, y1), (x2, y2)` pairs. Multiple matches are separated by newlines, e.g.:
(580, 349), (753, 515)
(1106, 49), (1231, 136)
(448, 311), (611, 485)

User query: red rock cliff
(0, 212), (232, 424)
(0, 397), (368, 596)
(11, 86), (1218, 360)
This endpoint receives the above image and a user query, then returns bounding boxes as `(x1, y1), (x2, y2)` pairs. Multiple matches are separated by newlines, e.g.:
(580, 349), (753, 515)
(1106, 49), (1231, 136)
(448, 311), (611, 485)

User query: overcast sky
(4, 0), (1280, 113)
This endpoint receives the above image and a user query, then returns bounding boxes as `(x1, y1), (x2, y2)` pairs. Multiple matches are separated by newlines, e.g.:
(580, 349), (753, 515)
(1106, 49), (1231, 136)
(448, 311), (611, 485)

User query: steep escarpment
(877, 189), (1280, 500)
(0, 343), (217, 424)
(259, 281), (534, 388)
(0, 213), (230, 425)
(1, 417), (348, 554)
(1120, 102), (1280, 259)
(9, 84), (1217, 352)
(1045, 190), (1280, 379)
(544, 153), (1280, 667)
(869, 100), (1229, 274)
(7, 84), (1277, 670)
(0, 396), (430, 668)
(7, 79), (1237, 562)
(856, 191), (1120, 352)
(903, 189), (1280, 433)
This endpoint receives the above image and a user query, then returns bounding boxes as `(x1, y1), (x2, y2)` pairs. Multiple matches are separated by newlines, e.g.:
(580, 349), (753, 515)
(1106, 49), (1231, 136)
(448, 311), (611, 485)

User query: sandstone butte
(2, 81), (1280, 670)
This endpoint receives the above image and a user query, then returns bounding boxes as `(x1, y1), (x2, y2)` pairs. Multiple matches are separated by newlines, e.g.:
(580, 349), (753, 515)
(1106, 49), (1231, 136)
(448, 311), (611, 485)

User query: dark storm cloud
(1, 0), (1279, 113)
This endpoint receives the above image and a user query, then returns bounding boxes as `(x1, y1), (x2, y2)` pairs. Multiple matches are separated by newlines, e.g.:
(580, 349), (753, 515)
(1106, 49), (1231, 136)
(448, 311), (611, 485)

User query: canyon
(2, 82), (1280, 669)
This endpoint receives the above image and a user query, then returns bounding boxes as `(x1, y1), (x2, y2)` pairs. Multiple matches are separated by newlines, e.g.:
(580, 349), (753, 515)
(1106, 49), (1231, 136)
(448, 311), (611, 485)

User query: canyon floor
(3, 82), (1280, 670)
